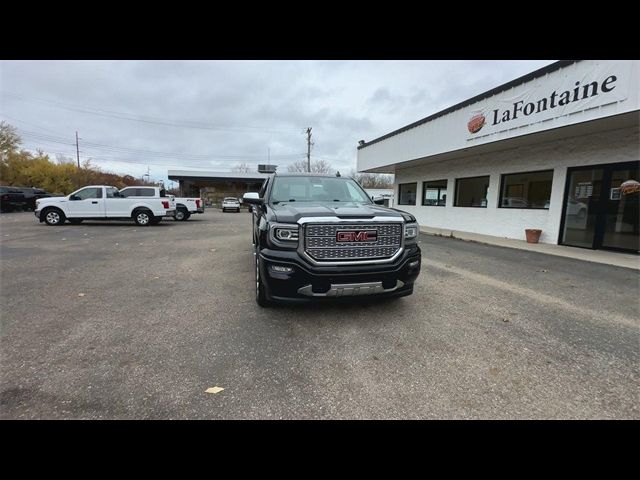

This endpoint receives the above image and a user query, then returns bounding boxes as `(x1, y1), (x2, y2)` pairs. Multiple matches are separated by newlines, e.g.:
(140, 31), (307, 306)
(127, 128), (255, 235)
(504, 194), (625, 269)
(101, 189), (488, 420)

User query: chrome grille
(304, 223), (402, 261)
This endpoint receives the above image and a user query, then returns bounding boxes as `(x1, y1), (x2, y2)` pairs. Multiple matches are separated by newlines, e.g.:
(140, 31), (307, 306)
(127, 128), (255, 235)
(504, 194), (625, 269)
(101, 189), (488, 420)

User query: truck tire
(43, 208), (66, 226)
(68, 219), (84, 225)
(150, 217), (162, 225)
(255, 251), (272, 307)
(183, 212), (191, 220)
(174, 207), (189, 221)
(133, 209), (153, 226)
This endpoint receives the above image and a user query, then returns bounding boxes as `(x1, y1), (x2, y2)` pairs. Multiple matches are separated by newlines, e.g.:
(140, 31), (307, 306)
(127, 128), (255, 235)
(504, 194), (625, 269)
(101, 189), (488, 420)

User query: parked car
(35, 185), (175, 226)
(244, 173), (421, 306)
(167, 195), (204, 221)
(501, 197), (530, 208)
(0, 187), (27, 212)
(567, 197), (588, 218)
(222, 197), (241, 212)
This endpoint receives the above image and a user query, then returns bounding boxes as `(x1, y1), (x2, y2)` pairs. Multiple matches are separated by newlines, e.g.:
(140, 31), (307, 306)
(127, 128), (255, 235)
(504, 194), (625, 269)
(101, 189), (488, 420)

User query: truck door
(67, 187), (106, 217)
(104, 187), (129, 217)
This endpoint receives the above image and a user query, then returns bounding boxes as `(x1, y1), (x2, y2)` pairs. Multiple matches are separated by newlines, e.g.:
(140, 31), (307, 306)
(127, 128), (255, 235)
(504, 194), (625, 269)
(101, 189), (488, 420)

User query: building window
(398, 183), (417, 205)
(500, 170), (553, 209)
(422, 180), (448, 206)
(455, 176), (490, 207)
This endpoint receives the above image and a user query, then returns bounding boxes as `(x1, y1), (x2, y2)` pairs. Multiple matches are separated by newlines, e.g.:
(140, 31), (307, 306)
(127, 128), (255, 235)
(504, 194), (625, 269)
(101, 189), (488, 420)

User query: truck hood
(37, 196), (67, 205)
(270, 202), (415, 223)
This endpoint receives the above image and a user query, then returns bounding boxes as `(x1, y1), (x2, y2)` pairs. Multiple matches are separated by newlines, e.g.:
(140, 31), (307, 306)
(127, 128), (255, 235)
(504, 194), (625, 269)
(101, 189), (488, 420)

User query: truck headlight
(404, 223), (418, 243)
(270, 223), (299, 248)
(275, 227), (299, 241)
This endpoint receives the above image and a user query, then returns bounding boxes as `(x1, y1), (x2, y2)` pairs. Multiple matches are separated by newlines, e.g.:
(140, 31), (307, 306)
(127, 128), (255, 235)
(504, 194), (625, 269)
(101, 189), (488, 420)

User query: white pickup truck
(168, 195), (204, 221)
(35, 185), (176, 226)
(119, 187), (202, 221)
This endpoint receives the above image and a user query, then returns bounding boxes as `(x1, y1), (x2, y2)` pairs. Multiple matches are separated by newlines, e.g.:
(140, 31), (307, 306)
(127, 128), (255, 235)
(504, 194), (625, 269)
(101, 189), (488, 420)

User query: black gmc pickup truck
(243, 173), (421, 306)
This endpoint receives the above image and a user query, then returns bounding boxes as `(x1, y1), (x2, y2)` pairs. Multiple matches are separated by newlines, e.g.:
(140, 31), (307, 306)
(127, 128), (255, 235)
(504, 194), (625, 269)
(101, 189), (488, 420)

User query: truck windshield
(271, 177), (371, 204)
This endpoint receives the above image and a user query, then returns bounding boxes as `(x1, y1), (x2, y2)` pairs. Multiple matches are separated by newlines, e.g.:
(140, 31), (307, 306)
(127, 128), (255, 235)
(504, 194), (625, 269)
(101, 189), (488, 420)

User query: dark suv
(0, 187), (27, 212)
(243, 173), (421, 306)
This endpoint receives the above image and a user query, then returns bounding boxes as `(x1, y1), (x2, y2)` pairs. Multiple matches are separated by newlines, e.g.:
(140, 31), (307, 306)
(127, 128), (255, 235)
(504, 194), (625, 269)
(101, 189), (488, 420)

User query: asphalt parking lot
(1, 210), (638, 419)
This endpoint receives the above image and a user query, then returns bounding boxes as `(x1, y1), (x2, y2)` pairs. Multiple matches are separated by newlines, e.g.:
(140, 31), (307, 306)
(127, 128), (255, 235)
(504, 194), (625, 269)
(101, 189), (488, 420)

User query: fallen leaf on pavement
(78, 293), (86, 297)
(205, 386), (224, 394)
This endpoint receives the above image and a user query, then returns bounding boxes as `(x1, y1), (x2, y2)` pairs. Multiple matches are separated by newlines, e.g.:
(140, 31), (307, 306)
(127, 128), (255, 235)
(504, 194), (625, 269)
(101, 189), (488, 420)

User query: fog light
(270, 265), (294, 273)
(409, 260), (420, 268)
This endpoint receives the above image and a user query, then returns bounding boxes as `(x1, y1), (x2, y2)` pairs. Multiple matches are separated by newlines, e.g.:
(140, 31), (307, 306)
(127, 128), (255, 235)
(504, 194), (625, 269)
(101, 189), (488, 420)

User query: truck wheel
(69, 219), (83, 225)
(133, 209), (153, 226)
(174, 208), (187, 221)
(43, 208), (65, 226)
(255, 252), (272, 307)
(150, 217), (162, 225)
(183, 213), (191, 220)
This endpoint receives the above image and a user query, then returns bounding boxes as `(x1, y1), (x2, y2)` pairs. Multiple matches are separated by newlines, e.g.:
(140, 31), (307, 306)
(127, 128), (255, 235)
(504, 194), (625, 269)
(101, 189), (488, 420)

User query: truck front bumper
(258, 244), (421, 303)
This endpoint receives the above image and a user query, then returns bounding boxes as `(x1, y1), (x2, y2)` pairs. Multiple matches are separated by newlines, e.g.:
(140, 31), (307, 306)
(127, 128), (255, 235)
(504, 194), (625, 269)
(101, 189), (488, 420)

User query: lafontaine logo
(467, 112), (486, 134)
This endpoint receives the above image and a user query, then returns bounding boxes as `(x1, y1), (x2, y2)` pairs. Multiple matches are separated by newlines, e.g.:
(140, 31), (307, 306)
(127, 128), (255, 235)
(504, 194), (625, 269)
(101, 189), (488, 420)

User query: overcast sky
(0, 60), (555, 186)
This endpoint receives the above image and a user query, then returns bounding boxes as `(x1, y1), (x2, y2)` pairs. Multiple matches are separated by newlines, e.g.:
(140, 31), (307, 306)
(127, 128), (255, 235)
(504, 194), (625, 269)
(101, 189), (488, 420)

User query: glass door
(600, 163), (639, 252)
(561, 167), (603, 249)
(561, 161), (639, 253)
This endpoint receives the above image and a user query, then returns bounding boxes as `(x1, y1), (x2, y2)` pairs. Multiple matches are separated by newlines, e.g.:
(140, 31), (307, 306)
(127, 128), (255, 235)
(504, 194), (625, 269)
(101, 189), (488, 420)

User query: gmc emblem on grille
(336, 230), (378, 242)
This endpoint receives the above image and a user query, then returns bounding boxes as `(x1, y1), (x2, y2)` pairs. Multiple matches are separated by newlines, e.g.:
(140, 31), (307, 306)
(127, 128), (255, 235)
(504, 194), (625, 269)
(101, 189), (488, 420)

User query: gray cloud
(0, 60), (555, 185)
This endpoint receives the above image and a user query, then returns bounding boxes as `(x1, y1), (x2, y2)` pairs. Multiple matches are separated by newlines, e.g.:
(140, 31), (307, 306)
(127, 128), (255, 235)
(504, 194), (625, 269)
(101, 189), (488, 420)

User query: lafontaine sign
(466, 61), (630, 139)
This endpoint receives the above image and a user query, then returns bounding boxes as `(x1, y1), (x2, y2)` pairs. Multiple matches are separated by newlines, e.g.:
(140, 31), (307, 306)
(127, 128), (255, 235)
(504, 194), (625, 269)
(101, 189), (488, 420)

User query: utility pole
(144, 166), (150, 183)
(306, 127), (312, 172)
(268, 147), (270, 163)
(75, 131), (80, 168)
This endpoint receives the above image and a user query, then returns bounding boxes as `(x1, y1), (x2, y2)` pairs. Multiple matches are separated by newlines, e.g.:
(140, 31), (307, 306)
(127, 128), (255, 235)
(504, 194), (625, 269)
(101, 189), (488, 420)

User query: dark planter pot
(525, 229), (542, 244)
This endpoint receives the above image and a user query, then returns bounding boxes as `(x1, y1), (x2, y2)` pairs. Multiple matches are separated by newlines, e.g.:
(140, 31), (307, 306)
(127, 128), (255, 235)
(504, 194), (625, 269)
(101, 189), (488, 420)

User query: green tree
(0, 121), (21, 156)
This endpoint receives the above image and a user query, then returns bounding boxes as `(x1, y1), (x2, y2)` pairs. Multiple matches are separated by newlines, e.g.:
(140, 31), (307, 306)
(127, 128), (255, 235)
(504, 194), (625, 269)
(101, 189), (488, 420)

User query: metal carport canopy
(167, 170), (270, 183)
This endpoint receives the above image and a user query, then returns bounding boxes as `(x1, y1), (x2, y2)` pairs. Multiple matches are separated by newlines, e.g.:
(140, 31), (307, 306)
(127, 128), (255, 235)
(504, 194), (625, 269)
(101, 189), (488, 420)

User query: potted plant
(525, 229), (542, 243)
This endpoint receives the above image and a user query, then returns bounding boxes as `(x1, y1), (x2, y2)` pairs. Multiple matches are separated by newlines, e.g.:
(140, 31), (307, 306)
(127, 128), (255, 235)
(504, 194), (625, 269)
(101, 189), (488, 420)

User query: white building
(357, 60), (639, 253)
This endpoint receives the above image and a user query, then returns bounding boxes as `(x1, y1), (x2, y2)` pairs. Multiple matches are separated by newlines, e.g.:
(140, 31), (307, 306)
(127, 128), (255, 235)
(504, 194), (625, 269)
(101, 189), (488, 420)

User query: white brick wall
(394, 125), (639, 244)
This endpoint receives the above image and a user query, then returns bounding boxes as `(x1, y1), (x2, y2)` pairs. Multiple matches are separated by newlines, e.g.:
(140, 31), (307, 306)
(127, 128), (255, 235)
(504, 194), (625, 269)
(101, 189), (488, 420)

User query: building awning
(167, 170), (270, 183)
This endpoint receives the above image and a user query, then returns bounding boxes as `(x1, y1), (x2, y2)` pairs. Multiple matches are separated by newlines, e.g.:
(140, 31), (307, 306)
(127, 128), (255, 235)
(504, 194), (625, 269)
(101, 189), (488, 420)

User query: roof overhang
(364, 111), (639, 174)
(167, 170), (269, 183)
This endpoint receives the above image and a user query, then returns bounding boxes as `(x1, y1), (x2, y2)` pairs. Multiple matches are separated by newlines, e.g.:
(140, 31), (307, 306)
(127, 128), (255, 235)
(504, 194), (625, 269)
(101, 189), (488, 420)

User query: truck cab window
(74, 188), (102, 200)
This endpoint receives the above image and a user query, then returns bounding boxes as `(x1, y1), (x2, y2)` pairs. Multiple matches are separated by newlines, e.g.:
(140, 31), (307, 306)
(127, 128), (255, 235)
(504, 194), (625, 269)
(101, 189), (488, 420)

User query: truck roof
(271, 173), (351, 179)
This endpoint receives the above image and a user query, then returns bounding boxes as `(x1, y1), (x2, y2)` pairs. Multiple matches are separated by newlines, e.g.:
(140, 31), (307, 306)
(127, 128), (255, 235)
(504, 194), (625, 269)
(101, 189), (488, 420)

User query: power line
(16, 129), (307, 161)
(2, 91), (305, 134)
(18, 144), (292, 172)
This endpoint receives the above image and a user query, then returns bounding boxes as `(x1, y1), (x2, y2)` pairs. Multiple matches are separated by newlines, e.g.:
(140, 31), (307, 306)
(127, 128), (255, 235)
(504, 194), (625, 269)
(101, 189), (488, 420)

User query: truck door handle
(92, 201), (98, 204)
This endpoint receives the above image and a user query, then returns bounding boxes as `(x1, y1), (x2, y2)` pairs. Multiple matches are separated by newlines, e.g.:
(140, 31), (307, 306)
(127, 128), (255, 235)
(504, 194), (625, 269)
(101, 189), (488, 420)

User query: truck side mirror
(243, 192), (263, 205)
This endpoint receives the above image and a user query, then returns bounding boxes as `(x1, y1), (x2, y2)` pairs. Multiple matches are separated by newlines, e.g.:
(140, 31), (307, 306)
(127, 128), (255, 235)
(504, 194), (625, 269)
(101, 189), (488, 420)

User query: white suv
(222, 197), (241, 213)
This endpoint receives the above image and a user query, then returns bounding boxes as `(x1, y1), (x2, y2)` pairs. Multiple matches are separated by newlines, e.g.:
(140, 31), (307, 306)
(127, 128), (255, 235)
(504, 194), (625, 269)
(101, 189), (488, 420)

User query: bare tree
(56, 154), (76, 165)
(288, 158), (333, 174)
(232, 162), (254, 173)
(350, 169), (394, 188)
